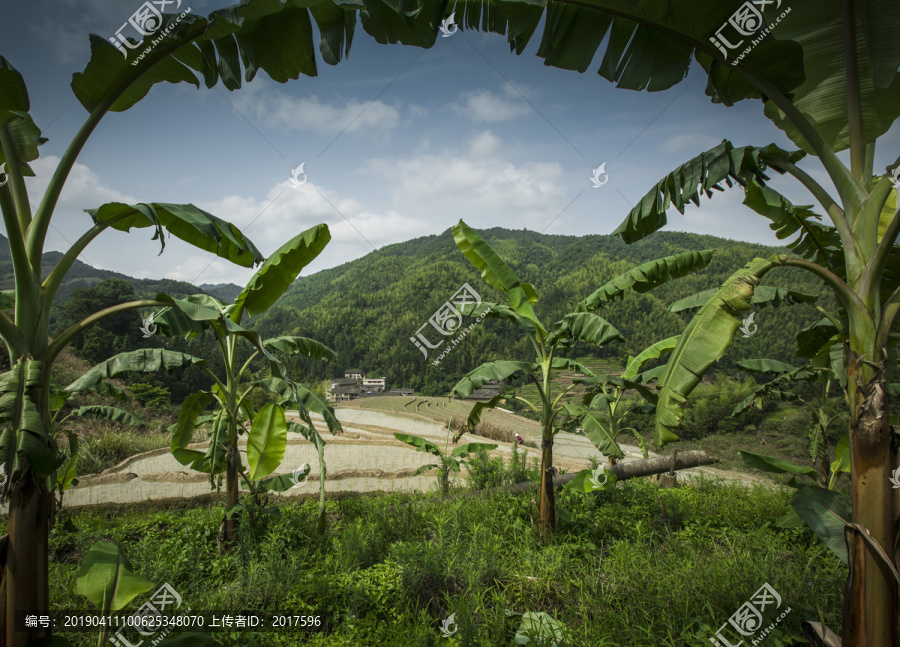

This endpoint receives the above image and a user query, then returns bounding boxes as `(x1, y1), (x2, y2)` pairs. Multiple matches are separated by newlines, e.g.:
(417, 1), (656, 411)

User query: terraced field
(63, 396), (780, 508)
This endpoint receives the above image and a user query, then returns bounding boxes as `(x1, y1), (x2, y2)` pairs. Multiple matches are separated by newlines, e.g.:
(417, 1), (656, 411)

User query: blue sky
(3, 0), (898, 287)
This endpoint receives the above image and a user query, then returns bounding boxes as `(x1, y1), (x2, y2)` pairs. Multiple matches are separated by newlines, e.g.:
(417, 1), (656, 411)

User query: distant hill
(253, 227), (833, 395)
(1, 229), (834, 399)
(199, 283), (243, 302)
(0, 234), (241, 303)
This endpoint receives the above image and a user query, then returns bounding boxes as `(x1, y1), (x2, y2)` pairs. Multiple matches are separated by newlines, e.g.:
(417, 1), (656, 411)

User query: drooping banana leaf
(87, 202), (264, 268)
(611, 142), (788, 244)
(230, 224), (331, 322)
(169, 392), (213, 451)
(654, 255), (781, 446)
(669, 285), (817, 314)
(546, 312), (623, 348)
(70, 406), (145, 428)
(450, 360), (538, 400)
(451, 220), (545, 335)
(576, 250), (714, 310)
(622, 336), (679, 380)
(65, 349), (206, 395)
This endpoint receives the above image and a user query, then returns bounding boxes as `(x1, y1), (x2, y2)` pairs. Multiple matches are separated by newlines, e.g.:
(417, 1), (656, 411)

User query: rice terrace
(0, 0), (897, 646)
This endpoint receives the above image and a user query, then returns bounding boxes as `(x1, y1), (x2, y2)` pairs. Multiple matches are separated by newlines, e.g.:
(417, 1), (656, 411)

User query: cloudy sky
(2, 0), (898, 287)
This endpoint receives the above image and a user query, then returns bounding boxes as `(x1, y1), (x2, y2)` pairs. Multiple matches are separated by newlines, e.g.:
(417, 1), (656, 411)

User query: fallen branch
(386, 450), (720, 512)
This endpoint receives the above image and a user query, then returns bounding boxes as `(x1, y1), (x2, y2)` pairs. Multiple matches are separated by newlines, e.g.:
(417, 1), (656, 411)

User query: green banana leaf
(451, 220), (546, 335)
(465, 393), (506, 432)
(669, 285), (817, 314)
(450, 360), (537, 400)
(612, 142), (782, 244)
(576, 250), (714, 309)
(393, 432), (442, 458)
(86, 202), (264, 268)
(263, 336), (337, 362)
(75, 541), (154, 612)
(563, 404), (624, 462)
(790, 485), (853, 565)
(71, 406), (145, 428)
(654, 256), (779, 447)
(622, 336), (679, 380)
(231, 224), (331, 321)
(65, 349), (206, 394)
(169, 392), (213, 451)
(450, 442), (499, 457)
(246, 403), (287, 481)
(738, 450), (819, 478)
(546, 312), (623, 347)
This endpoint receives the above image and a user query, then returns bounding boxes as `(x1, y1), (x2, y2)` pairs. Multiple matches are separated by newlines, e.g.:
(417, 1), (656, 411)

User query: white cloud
(26, 156), (137, 210)
(228, 80), (407, 135)
(450, 89), (531, 123)
(468, 131), (501, 157)
(365, 132), (567, 230)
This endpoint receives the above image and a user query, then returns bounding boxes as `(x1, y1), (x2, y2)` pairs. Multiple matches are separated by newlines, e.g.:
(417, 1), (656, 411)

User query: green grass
(30, 475), (844, 646)
(76, 423), (172, 474)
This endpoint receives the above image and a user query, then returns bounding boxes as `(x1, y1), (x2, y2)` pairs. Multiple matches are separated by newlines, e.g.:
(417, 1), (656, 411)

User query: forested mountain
(10, 228), (832, 399)
(0, 234), (240, 303)
(253, 227), (834, 395)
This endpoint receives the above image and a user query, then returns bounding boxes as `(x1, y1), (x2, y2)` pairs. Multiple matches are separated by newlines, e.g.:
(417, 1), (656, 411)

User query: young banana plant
(448, 219), (714, 540)
(147, 225), (343, 547)
(393, 418), (497, 495)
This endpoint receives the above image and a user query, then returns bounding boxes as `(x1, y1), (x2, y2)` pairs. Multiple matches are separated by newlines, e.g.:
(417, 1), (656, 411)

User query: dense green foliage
(34, 476), (844, 646)
(257, 228), (831, 394)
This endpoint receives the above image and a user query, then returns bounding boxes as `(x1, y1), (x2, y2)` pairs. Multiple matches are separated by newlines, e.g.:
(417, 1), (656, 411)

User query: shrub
(128, 382), (170, 411)
(466, 449), (504, 490)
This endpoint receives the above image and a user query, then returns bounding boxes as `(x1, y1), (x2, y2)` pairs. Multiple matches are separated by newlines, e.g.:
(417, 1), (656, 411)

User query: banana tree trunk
(1, 470), (50, 647)
(843, 350), (899, 647)
(538, 435), (555, 541)
(222, 445), (239, 551)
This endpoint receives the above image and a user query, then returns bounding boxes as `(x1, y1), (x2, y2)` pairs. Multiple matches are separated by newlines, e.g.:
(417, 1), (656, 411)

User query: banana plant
(562, 336), (678, 468)
(148, 225), (343, 546)
(393, 418), (497, 495)
(448, 219), (713, 539)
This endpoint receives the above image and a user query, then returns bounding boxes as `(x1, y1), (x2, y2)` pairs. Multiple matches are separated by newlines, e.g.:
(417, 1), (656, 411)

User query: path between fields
(64, 407), (780, 507)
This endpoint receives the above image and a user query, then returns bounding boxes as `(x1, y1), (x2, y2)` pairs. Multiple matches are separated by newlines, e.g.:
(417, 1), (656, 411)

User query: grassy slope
(34, 476), (845, 646)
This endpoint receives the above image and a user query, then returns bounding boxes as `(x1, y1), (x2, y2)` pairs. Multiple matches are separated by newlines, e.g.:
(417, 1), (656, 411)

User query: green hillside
(0, 234), (240, 303)
(254, 227), (832, 395)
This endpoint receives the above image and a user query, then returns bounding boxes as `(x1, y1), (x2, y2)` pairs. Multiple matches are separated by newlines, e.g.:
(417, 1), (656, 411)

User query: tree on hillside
(52, 279), (142, 364)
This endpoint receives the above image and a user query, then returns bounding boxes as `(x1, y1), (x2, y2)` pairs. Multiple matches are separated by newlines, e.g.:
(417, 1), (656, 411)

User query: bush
(679, 375), (762, 440)
(467, 444), (535, 490)
(128, 382), (170, 411)
(466, 449), (504, 490)
(505, 442), (531, 484)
